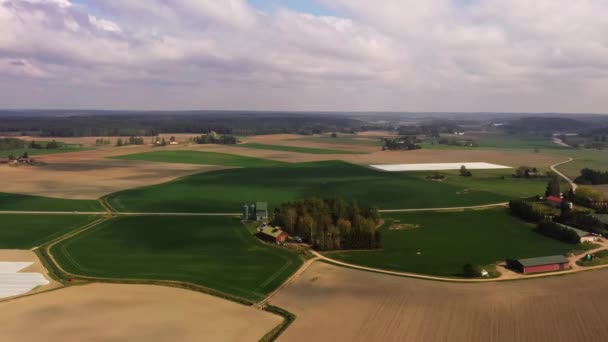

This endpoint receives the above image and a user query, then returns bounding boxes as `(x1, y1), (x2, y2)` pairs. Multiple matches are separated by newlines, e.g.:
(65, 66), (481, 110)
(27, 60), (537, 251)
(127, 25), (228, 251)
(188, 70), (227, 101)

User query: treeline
(1, 138), (65, 151)
(513, 166), (551, 179)
(0, 138), (26, 151)
(192, 134), (238, 145)
(116, 137), (144, 146)
(437, 138), (478, 147)
(28, 140), (62, 149)
(398, 122), (463, 138)
(536, 221), (580, 244)
(509, 200), (551, 222)
(0, 113), (364, 137)
(382, 136), (421, 151)
(575, 168), (608, 185)
(271, 198), (381, 251)
(95, 139), (112, 145)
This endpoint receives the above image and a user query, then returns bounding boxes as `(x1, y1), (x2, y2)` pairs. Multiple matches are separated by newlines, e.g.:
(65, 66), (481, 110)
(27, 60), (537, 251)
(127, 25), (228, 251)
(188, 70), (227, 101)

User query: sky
(1, 0), (608, 113)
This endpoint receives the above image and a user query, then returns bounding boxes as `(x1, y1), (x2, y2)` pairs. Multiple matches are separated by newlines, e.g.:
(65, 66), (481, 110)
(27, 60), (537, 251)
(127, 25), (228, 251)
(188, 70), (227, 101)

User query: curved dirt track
(0, 283), (281, 342)
(272, 262), (608, 342)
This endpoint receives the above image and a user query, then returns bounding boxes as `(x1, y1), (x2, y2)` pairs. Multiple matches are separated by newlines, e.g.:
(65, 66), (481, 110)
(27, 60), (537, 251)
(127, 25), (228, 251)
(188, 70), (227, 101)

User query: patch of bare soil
(0, 250), (60, 297)
(272, 262), (608, 342)
(193, 144), (564, 168)
(0, 283), (281, 342)
(0, 147), (230, 199)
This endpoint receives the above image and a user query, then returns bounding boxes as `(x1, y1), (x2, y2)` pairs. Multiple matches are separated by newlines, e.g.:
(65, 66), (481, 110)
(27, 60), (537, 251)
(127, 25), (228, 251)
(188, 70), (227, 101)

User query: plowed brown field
(0, 283), (281, 342)
(272, 262), (608, 342)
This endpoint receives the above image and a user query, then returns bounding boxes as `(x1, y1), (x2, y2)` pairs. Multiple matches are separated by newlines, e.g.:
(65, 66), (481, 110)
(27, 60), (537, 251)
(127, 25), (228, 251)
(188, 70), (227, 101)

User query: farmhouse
(0, 158), (8, 164)
(258, 226), (289, 243)
(508, 255), (569, 274)
(558, 224), (599, 243)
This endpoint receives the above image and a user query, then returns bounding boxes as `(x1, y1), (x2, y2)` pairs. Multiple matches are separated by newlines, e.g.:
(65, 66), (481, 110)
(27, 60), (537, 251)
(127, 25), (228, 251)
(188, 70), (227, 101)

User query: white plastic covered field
(0, 262), (49, 298)
(370, 162), (511, 172)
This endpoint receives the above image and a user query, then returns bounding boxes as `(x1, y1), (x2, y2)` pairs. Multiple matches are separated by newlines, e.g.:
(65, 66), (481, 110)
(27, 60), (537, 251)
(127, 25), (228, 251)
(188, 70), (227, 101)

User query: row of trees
(0, 138), (26, 151)
(382, 136), (421, 151)
(95, 139), (112, 145)
(271, 198), (381, 251)
(192, 133), (238, 145)
(509, 199), (550, 222)
(575, 168), (608, 185)
(116, 137), (145, 147)
(536, 221), (580, 244)
(437, 138), (477, 147)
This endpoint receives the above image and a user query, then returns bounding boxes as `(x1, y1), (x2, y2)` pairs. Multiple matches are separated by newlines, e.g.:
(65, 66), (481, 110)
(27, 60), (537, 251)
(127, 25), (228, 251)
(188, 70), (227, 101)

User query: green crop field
(0, 192), (104, 212)
(552, 149), (608, 179)
(0, 214), (98, 249)
(105, 161), (551, 213)
(237, 143), (367, 154)
(325, 209), (575, 277)
(51, 216), (303, 302)
(110, 150), (285, 167)
(421, 135), (569, 152)
(0, 147), (86, 158)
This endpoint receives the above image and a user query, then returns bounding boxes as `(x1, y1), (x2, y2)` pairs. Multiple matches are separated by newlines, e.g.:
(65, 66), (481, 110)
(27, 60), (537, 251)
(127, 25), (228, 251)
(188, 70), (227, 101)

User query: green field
(106, 161), (551, 213)
(552, 149), (608, 179)
(237, 143), (367, 154)
(421, 135), (569, 152)
(0, 192), (104, 212)
(325, 209), (575, 277)
(110, 150), (285, 167)
(1, 147), (86, 158)
(51, 216), (303, 302)
(0, 214), (98, 249)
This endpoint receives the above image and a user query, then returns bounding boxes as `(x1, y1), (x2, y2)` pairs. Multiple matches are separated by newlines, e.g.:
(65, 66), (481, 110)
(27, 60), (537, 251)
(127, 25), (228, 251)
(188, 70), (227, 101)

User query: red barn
(510, 255), (570, 274)
(546, 196), (563, 208)
(259, 226), (289, 243)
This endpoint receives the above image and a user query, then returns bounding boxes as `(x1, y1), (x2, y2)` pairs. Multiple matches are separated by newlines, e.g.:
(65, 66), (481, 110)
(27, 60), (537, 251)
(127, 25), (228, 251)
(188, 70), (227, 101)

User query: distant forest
(0, 112), (365, 137)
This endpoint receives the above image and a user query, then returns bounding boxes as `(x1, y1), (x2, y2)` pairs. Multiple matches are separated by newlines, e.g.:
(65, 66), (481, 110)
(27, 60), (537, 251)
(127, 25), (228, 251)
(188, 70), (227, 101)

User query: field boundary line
(378, 202), (508, 213)
(254, 256), (319, 309)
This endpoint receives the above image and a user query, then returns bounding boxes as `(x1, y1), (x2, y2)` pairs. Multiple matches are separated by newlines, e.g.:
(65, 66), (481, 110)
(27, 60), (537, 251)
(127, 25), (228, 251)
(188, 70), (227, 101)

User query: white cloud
(0, 0), (607, 112)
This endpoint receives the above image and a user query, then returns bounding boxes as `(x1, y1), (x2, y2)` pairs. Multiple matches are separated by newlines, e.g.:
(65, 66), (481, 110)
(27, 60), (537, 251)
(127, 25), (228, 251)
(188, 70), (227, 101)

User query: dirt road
(550, 157), (578, 191)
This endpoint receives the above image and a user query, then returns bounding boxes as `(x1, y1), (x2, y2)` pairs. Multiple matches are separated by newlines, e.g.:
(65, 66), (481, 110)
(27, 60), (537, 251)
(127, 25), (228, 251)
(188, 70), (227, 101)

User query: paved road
(550, 157), (578, 191)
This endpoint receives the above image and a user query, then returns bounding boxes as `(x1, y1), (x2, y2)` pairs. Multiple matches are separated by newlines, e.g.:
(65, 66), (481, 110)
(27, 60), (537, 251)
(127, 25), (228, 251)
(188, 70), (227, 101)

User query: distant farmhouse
(242, 202), (269, 221)
(558, 223), (600, 243)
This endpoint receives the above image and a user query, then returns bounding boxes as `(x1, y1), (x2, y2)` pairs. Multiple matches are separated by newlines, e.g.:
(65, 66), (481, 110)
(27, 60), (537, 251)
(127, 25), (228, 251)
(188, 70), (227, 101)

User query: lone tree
(463, 263), (482, 278)
(545, 178), (561, 197)
(460, 165), (472, 177)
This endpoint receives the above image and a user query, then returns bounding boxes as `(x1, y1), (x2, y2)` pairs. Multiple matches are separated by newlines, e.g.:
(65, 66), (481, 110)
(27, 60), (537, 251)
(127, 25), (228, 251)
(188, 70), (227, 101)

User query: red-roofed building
(546, 196), (563, 208)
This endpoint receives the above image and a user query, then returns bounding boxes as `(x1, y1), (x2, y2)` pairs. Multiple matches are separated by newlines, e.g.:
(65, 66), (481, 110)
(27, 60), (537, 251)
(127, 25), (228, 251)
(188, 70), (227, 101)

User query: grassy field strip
(237, 143), (367, 155)
(378, 202), (509, 213)
(110, 150), (285, 167)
